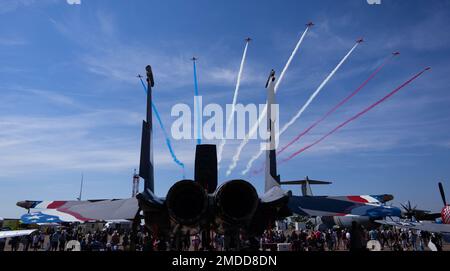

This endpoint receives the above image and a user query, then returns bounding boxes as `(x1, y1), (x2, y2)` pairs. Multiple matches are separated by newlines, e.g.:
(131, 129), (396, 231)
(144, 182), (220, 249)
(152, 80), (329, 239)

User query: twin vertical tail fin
(139, 120), (153, 192)
(264, 70), (281, 193)
(139, 65), (155, 193)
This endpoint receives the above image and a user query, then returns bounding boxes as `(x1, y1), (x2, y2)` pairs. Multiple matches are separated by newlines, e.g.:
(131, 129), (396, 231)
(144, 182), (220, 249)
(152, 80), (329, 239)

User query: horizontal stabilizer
(280, 177), (331, 196)
(280, 180), (332, 185)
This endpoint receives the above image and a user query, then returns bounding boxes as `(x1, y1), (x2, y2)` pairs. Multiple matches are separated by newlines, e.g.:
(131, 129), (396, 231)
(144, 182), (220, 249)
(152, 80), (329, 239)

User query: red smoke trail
(281, 67), (431, 163)
(277, 53), (397, 156)
(250, 54), (396, 176)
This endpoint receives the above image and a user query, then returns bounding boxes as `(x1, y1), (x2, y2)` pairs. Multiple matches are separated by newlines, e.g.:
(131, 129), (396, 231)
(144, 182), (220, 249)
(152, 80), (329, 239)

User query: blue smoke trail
(139, 78), (186, 178)
(193, 60), (202, 145)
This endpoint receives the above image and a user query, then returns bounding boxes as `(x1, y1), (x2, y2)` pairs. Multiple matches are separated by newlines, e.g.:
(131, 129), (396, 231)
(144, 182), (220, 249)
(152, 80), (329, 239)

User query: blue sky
(1, 0), (450, 218)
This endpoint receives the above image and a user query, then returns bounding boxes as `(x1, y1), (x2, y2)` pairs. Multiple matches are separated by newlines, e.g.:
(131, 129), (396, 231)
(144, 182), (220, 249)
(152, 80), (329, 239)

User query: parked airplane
(400, 200), (441, 221)
(0, 217), (36, 240)
(283, 178), (401, 229)
(375, 182), (450, 237)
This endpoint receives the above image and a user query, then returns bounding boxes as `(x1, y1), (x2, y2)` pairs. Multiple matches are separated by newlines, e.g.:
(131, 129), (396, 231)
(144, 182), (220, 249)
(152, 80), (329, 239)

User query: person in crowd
(122, 233), (130, 251)
(10, 236), (20, 251)
(192, 234), (200, 251)
(32, 232), (40, 251)
(349, 222), (365, 251)
(50, 231), (60, 251)
(0, 237), (6, 251)
(111, 230), (120, 251)
(58, 230), (67, 251)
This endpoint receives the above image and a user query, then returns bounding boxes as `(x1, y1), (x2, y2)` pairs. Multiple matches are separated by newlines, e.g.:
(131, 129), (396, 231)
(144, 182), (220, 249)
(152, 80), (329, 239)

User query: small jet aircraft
(357, 38), (364, 43)
(306, 22), (314, 27)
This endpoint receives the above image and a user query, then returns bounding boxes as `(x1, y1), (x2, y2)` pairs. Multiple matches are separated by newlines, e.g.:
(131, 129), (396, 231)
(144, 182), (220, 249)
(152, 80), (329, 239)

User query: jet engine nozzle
(166, 180), (208, 226)
(215, 179), (259, 224)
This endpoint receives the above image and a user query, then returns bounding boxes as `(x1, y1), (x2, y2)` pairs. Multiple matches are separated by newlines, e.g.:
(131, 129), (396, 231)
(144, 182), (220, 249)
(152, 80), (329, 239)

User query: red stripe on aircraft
(347, 196), (369, 203)
(47, 201), (67, 209)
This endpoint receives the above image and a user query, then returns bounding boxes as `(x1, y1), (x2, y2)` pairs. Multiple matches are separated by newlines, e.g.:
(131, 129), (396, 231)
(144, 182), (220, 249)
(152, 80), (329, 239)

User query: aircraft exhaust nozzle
(215, 179), (259, 224)
(166, 180), (208, 226)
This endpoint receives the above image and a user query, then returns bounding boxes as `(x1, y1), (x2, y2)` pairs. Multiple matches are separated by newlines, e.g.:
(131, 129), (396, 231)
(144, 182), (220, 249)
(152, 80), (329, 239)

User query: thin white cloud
(48, 12), (264, 89)
(0, 0), (35, 14)
(0, 110), (175, 177)
(0, 37), (27, 46)
(67, 0), (81, 5)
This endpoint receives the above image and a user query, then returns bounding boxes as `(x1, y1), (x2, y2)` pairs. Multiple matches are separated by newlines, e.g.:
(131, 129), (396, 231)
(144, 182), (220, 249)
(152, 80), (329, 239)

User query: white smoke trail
(278, 42), (360, 136)
(217, 40), (250, 165)
(226, 27), (310, 176)
(242, 147), (265, 175)
(275, 26), (310, 92)
(242, 42), (360, 175)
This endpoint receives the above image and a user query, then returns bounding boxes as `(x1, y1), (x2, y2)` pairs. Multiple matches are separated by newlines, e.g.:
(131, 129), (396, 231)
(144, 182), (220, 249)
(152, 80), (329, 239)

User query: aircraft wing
(289, 195), (401, 218)
(0, 229), (36, 239)
(375, 219), (450, 234)
(20, 198), (140, 224)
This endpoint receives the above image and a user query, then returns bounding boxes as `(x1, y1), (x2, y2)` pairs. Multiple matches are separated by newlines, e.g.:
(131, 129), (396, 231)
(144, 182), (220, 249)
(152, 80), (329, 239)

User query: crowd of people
(260, 224), (444, 251)
(0, 222), (445, 251)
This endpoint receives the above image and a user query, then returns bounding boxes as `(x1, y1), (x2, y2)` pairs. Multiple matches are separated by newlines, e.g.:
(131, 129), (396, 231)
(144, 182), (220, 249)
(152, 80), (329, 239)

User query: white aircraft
(0, 217), (36, 239)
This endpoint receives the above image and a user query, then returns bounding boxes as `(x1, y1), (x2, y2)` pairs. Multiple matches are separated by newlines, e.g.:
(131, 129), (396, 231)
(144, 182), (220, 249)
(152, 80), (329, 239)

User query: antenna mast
(77, 173), (84, 201)
(132, 169), (140, 197)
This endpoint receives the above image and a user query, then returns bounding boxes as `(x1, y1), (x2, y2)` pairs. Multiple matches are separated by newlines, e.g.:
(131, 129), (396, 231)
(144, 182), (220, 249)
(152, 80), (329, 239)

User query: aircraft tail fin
(279, 177), (332, 196)
(139, 65), (155, 193)
(264, 70), (281, 193)
(77, 174), (84, 201)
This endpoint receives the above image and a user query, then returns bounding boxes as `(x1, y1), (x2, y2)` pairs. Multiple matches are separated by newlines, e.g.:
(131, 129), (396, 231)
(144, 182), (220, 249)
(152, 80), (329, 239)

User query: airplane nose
(16, 201), (35, 209)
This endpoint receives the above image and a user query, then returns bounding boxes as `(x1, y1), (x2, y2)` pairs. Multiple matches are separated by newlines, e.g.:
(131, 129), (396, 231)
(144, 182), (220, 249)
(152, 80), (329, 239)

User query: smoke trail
(193, 59), (202, 145)
(139, 77), (186, 178)
(282, 67), (431, 163)
(217, 39), (250, 165)
(278, 42), (360, 137)
(275, 26), (311, 92)
(242, 42), (360, 175)
(277, 53), (394, 154)
(226, 26), (311, 176)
